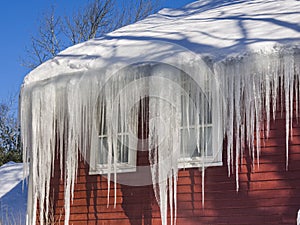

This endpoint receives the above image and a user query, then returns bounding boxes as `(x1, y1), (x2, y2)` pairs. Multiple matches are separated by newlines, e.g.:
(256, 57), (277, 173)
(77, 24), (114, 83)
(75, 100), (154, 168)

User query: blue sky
(0, 0), (195, 104)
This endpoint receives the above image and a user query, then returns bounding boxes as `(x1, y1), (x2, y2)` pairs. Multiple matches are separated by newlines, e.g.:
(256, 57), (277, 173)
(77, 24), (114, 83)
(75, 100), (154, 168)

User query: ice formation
(20, 47), (300, 225)
(20, 0), (300, 225)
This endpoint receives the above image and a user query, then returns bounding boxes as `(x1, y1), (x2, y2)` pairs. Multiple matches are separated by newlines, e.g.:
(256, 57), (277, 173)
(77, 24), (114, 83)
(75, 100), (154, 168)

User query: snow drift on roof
(23, 0), (300, 85)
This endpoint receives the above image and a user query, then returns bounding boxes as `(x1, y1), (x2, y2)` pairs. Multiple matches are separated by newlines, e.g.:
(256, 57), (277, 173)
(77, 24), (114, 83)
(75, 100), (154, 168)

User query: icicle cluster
(21, 72), (99, 225)
(217, 48), (300, 190)
(147, 64), (214, 225)
(21, 47), (299, 225)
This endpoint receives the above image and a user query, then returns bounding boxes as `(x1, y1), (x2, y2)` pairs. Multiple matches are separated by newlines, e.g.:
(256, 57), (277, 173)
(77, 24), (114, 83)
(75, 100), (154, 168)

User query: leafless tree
(23, 0), (160, 69)
(0, 97), (21, 166)
(24, 7), (62, 69)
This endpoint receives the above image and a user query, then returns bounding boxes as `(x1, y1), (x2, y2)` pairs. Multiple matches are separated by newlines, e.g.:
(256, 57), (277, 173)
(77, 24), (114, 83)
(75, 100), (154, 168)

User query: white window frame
(89, 97), (139, 175)
(177, 75), (223, 169)
(178, 123), (223, 169)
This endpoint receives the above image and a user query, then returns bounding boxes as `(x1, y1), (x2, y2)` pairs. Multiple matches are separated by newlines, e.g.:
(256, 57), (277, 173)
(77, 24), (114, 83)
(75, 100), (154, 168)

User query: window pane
(117, 135), (129, 163)
(99, 103), (107, 135)
(99, 137), (108, 164)
(117, 106), (129, 133)
(180, 126), (212, 159)
(181, 95), (212, 126)
(180, 128), (197, 158)
(99, 135), (129, 165)
(200, 126), (212, 157)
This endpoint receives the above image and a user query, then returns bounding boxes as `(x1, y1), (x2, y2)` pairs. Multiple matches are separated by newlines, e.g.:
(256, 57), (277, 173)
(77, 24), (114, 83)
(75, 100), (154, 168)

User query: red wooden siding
(47, 111), (300, 224)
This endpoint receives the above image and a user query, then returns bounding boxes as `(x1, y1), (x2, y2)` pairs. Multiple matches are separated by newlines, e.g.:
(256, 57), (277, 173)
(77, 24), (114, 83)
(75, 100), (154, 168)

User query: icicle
(283, 52), (295, 170)
(265, 65), (271, 138)
(234, 62), (241, 191)
(225, 62), (235, 177)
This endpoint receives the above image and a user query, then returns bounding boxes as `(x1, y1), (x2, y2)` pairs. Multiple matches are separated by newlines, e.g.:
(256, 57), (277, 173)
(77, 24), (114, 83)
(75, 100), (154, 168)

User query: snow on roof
(23, 0), (300, 85)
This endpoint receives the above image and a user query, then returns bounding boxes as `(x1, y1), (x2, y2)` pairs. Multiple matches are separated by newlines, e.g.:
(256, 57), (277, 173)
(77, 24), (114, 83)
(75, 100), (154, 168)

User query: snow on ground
(0, 162), (27, 225)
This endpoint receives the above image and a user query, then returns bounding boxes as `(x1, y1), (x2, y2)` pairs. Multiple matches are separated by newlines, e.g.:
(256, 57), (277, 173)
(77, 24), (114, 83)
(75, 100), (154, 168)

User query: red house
(20, 0), (300, 224)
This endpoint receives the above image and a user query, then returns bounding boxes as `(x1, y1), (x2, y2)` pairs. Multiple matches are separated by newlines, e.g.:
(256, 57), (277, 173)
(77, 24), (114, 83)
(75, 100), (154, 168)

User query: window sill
(89, 164), (136, 175)
(178, 159), (223, 169)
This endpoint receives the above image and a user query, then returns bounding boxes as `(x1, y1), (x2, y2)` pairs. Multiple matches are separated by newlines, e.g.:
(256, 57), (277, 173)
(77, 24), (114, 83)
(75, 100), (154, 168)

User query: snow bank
(20, 0), (300, 225)
(0, 162), (28, 225)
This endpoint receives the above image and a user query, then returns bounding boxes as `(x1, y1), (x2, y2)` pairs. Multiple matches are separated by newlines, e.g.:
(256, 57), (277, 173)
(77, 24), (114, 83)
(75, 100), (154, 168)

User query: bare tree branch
(22, 7), (62, 69)
(23, 0), (161, 69)
(63, 0), (114, 44)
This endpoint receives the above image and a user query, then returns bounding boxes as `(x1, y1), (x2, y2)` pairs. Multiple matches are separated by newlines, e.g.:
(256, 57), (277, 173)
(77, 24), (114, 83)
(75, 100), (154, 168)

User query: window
(89, 100), (138, 175)
(177, 73), (223, 169)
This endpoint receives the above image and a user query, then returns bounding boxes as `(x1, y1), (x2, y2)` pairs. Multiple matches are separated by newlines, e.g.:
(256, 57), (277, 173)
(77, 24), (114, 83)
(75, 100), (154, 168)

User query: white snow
(20, 1), (300, 225)
(0, 162), (28, 225)
(22, 0), (300, 85)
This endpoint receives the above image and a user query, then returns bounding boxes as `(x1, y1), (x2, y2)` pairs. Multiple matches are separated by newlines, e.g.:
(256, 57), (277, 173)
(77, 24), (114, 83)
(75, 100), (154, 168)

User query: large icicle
(148, 74), (181, 225)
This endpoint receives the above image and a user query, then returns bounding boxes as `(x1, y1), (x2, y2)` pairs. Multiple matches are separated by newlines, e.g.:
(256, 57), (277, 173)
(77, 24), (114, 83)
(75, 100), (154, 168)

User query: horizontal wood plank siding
(46, 104), (300, 225)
